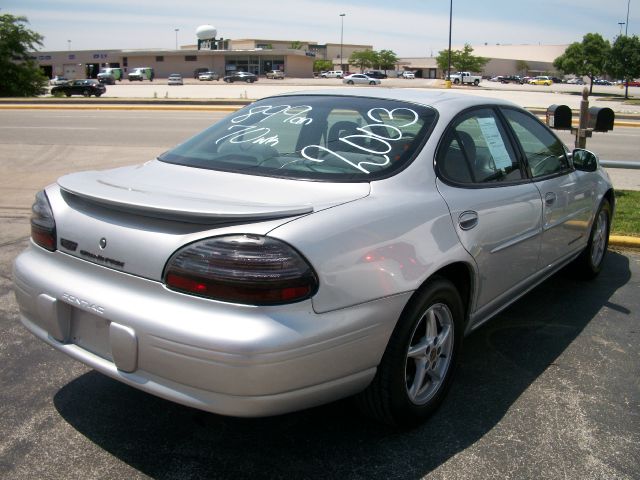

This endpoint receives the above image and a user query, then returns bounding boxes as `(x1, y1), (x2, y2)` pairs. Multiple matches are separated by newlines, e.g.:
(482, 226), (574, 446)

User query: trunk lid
(51, 160), (369, 280)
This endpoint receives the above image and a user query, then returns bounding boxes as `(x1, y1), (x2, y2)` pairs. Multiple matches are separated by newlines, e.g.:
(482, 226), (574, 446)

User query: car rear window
(159, 95), (437, 181)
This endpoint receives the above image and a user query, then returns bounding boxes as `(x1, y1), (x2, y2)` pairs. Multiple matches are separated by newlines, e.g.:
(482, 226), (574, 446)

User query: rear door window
(436, 108), (524, 185)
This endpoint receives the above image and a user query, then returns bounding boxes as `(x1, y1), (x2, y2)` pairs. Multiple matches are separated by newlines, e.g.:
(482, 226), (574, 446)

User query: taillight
(164, 235), (318, 305)
(31, 190), (56, 251)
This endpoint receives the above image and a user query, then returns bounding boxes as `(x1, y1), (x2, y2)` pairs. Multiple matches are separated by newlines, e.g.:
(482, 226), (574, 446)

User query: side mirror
(572, 149), (598, 172)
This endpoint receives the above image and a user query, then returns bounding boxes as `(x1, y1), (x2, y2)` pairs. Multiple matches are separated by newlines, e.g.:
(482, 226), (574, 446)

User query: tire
(65, 92), (71, 97)
(347, 80), (354, 85)
(357, 276), (464, 427)
(571, 199), (611, 279)
(83, 89), (91, 97)
(473, 79), (480, 86)
(453, 79), (460, 84)
(369, 81), (376, 85)
(95, 93), (102, 97)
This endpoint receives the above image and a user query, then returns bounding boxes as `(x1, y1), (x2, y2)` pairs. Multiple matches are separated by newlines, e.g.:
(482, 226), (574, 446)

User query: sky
(3, 0), (637, 56)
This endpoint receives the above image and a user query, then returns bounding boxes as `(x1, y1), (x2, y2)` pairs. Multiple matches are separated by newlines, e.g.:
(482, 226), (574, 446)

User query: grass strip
(612, 190), (640, 237)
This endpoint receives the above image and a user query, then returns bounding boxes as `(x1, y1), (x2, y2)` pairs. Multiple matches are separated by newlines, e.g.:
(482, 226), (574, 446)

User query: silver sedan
(342, 74), (381, 85)
(13, 90), (614, 427)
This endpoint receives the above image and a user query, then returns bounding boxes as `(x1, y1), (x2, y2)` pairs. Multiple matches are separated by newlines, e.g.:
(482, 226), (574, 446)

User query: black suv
(500, 75), (523, 84)
(364, 71), (388, 79)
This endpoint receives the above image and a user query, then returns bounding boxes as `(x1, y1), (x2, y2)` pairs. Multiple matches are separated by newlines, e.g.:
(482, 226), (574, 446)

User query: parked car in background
(402, 71), (416, 79)
(266, 70), (285, 79)
(550, 76), (564, 84)
(128, 67), (154, 81)
(50, 79), (106, 97)
(489, 76), (503, 82)
(49, 76), (69, 86)
(193, 67), (209, 79)
(223, 71), (258, 83)
(500, 75), (523, 84)
(97, 67), (123, 85)
(566, 77), (585, 85)
(364, 71), (388, 79)
(12, 89), (614, 427)
(167, 74), (184, 85)
(320, 70), (344, 78)
(198, 71), (220, 81)
(594, 78), (613, 86)
(342, 73), (381, 85)
(528, 76), (553, 86)
(450, 71), (482, 85)
(626, 80), (640, 87)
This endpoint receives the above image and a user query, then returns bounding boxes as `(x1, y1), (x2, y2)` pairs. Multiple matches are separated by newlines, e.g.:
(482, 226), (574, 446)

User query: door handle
(545, 192), (557, 206)
(458, 211), (479, 230)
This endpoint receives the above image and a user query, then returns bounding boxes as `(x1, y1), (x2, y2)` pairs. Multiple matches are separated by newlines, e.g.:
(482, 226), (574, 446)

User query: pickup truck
(449, 71), (481, 86)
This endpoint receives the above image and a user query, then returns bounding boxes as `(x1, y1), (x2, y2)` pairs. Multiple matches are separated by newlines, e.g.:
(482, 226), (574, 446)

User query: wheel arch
(403, 261), (475, 329)
(603, 188), (615, 218)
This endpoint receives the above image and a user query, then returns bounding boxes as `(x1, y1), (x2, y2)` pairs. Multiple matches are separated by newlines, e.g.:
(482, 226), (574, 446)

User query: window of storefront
(225, 55), (262, 75)
(261, 57), (285, 73)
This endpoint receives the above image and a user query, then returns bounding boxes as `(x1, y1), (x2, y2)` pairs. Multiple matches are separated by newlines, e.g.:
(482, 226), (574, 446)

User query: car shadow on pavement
(53, 252), (632, 479)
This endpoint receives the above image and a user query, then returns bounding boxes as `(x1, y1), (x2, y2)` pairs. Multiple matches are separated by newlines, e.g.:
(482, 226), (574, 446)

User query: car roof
(272, 88), (518, 112)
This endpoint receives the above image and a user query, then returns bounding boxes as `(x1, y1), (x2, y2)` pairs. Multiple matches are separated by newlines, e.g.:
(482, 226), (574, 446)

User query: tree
(553, 33), (610, 94)
(454, 44), (489, 72)
(0, 14), (48, 97)
(313, 59), (333, 73)
(608, 35), (640, 99)
(376, 50), (398, 71)
(349, 50), (377, 72)
(516, 60), (530, 76)
(436, 44), (488, 77)
(290, 41), (303, 50)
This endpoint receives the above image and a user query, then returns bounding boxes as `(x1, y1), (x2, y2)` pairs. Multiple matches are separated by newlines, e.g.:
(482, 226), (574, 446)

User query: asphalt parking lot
(0, 90), (639, 479)
(1, 229), (638, 478)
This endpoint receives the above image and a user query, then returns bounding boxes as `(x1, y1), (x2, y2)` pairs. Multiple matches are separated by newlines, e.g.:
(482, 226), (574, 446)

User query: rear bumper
(13, 245), (409, 417)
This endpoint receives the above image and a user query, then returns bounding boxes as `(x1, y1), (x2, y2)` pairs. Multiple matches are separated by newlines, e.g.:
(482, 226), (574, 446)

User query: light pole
(67, 39), (71, 52)
(447, 0), (453, 83)
(174, 28), (179, 50)
(618, 22), (626, 36)
(625, 0), (630, 36)
(340, 13), (346, 71)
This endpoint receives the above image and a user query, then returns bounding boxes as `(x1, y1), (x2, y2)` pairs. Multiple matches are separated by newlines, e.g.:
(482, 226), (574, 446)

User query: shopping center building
(34, 32), (373, 80)
(32, 23), (567, 81)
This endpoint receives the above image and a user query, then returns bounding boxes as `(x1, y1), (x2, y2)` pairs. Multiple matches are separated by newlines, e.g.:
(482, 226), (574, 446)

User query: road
(0, 108), (639, 478)
(0, 109), (638, 214)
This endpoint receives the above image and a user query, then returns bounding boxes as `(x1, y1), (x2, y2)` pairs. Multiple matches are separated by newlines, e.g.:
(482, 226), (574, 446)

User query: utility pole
(340, 14), (346, 72)
(447, 0), (453, 86)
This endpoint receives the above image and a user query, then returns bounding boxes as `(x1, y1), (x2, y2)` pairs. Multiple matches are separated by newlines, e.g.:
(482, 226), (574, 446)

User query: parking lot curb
(0, 104), (244, 112)
(3, 101), (640, 127)
(609, 235), (640, 249)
